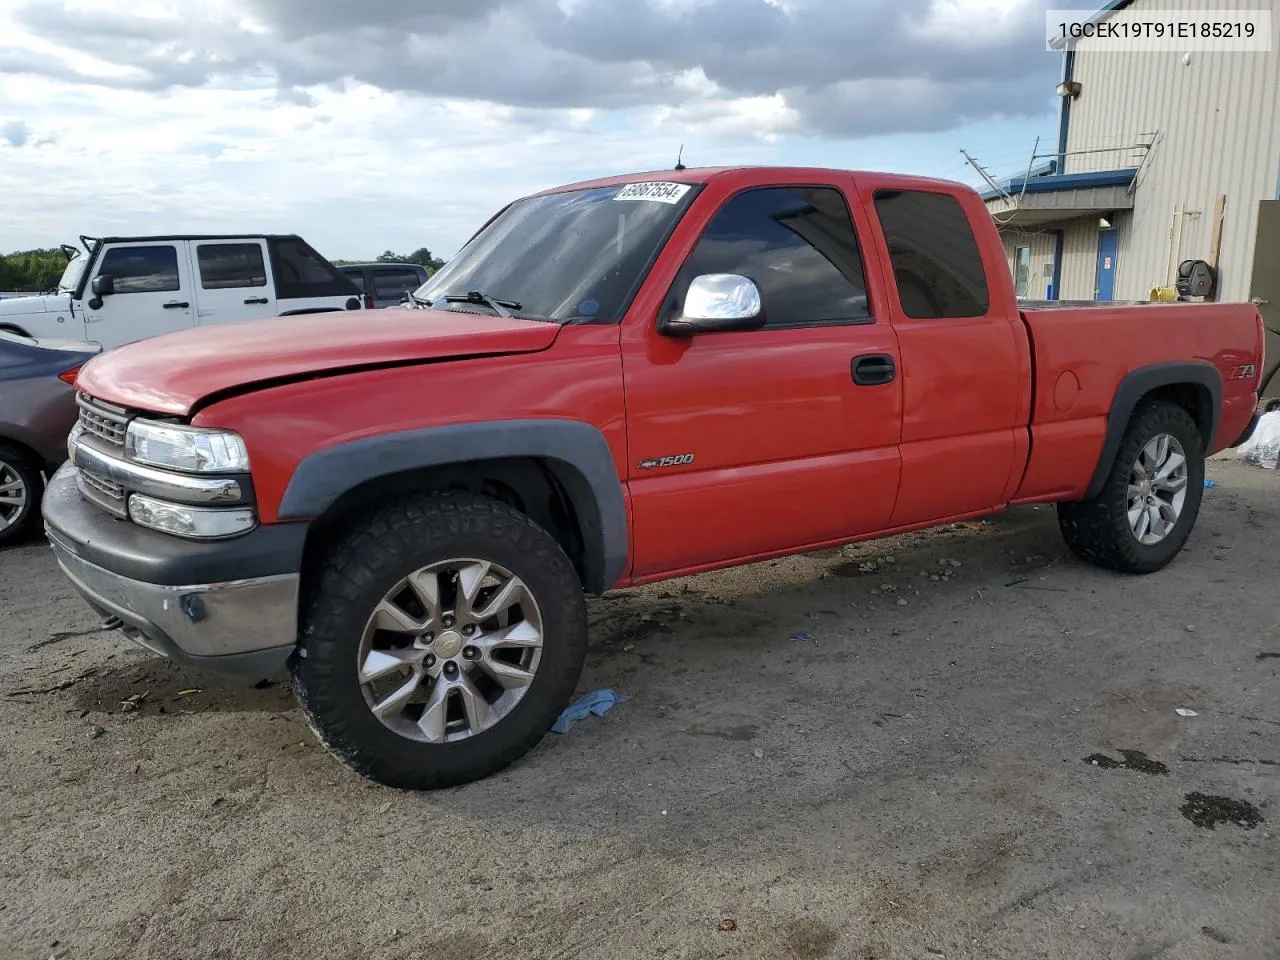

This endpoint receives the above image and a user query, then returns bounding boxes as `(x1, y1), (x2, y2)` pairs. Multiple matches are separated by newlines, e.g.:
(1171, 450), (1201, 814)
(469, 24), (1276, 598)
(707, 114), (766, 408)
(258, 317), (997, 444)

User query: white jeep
(0, 234), (364, 350)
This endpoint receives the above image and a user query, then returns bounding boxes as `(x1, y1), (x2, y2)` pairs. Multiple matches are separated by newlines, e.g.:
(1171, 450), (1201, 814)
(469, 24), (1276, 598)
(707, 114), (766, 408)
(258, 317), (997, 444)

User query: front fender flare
(277, 419), (629, 592)
(1084, 360), (1222, 500)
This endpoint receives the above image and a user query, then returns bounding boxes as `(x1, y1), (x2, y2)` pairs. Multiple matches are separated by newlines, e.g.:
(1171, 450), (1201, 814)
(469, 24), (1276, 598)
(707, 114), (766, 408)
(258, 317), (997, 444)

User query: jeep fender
(277, 419), (629, 592)
(1084, 360), (1221, 500)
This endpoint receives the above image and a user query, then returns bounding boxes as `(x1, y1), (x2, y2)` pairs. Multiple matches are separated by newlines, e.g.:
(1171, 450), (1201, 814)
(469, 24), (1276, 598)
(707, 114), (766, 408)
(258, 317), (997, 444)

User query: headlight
(128, 494), (256, 539)
(125, 420), (250, 474)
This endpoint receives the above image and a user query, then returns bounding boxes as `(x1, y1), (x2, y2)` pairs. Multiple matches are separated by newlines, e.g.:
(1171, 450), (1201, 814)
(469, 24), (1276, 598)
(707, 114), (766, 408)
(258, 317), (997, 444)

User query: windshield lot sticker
(615, 182), (691, 204)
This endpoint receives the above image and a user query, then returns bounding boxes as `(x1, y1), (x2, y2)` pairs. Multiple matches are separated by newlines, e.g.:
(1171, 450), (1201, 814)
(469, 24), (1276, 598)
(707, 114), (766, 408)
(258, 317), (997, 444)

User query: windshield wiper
(442, 290), (521, 318)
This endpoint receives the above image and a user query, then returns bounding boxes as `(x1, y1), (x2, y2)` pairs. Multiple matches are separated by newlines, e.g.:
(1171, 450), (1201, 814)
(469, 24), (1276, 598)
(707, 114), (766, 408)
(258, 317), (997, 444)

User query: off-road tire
(1057, 400), (1204, 574)
(290, 491), (589, 789)
(0, 442), (44, 547)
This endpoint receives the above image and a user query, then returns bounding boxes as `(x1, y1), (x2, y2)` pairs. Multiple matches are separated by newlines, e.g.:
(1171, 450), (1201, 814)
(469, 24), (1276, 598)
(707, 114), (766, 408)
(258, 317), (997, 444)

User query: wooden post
(1208, 193), (1227, 300)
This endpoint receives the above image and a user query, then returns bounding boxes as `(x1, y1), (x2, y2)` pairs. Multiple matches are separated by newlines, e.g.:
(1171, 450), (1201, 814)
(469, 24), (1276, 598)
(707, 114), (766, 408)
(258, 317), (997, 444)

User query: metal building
(980, 0), (1280, 391)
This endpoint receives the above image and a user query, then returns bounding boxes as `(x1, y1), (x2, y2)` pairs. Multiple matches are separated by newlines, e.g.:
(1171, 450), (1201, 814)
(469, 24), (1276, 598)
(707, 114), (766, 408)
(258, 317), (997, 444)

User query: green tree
(0, 248), (71, 292)
(373, 248), (446, 272)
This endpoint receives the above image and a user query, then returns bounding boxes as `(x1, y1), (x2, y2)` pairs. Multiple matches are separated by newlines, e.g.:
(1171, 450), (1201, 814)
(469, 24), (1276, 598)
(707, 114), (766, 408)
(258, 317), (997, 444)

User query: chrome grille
(76, 394), (129, 449)
(77, 467), (128, 517)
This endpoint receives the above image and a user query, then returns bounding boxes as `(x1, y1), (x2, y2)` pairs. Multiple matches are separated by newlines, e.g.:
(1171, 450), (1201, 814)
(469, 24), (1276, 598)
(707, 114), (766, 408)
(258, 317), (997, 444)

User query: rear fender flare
(277, 419), (629, 592)
(1084, 360), (1222, 500)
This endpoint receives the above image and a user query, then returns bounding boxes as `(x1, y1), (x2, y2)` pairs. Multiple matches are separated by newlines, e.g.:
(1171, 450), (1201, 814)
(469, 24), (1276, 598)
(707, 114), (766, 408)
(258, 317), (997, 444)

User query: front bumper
(42, 462), (305, 679)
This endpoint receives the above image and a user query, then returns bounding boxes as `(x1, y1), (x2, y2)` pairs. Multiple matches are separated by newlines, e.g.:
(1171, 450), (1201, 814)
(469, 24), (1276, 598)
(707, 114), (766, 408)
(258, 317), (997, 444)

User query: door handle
(162, 301), (189, 309)
(244, 297), (269, 305)
(852, 354), (896, 386)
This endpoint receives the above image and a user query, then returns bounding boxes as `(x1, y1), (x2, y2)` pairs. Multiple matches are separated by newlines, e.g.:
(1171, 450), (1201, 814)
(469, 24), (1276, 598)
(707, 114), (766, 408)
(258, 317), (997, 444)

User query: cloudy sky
(1, 0), (1080, 261)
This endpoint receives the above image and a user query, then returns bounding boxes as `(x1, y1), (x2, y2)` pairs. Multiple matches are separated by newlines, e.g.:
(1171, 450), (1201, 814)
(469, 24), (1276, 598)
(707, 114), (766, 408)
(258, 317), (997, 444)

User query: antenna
(674, 144), (686, 171)
(960, 149), (1009, 202)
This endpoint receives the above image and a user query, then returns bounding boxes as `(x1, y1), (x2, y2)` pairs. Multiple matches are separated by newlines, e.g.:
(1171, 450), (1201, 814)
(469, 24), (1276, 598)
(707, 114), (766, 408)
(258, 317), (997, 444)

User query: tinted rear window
(197, 243), (267, 289)
(268, 239), (359, 300)
(872, 190), (989, 319)
(373, 267), (423, 301)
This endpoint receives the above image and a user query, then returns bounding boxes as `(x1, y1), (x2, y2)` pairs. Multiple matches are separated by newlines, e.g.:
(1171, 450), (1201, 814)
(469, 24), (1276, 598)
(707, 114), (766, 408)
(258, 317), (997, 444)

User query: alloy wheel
(357, 558), (544, 743)
(1126, 433), (1189, 545)
(0, 459), (28, 533)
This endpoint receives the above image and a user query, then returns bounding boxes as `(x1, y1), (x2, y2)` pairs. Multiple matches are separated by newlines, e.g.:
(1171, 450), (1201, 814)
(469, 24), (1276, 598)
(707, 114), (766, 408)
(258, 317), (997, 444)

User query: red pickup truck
(43, 166), (1264, 789)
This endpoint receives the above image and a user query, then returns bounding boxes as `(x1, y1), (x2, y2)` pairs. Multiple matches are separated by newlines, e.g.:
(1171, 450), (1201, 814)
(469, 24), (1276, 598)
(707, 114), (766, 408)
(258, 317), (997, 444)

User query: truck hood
(76, 309), (563, 416)
(0, 293), (68, 317)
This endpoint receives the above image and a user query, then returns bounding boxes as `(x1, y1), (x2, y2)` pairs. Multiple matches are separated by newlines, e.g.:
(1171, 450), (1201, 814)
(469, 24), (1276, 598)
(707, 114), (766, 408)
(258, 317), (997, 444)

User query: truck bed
(1011, 301), (1262, 504)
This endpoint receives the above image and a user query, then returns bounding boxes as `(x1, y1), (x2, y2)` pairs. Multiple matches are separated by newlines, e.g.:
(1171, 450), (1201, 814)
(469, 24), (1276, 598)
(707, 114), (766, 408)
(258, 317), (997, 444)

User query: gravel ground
(2, 458), (1278, 960)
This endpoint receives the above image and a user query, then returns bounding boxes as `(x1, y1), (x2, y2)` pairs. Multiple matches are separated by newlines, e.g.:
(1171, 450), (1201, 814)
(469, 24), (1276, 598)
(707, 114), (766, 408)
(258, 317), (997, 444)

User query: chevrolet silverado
(41, 166), (1265, 789)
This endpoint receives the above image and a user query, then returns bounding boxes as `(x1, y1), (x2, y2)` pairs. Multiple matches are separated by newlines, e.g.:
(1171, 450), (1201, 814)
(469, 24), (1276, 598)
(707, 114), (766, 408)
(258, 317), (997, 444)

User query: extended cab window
(681, 186), (870, 327)
(268, 238), (358, 300)
(197, 243), (267, 289)
(872, 190), (990, 319)
(98, 246), (180, 294)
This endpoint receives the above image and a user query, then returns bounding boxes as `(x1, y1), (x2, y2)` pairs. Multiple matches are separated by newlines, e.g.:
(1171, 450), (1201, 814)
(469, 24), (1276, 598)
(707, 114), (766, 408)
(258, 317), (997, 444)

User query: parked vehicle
(42, 166), (1265, 789)
(0, 331), (101, 544)
(337, 262), (431, 309)
(0, 235), (363, 350)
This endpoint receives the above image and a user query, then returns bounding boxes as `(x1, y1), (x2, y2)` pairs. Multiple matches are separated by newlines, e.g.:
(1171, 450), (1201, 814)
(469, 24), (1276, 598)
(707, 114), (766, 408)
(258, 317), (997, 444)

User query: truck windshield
(411, 182), (699, 324)
(57, 254), (87, 293)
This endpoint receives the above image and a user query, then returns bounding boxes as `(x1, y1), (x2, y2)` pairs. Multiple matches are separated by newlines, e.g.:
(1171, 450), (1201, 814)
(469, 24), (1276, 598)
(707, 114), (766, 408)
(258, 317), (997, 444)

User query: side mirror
(90, 275), (115, 298)
(660, 274), (765, 337)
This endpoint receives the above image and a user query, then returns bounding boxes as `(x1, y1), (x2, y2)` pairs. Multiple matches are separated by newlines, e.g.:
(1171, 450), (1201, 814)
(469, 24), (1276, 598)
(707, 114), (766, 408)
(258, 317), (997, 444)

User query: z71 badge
(638, 453), (695, 469)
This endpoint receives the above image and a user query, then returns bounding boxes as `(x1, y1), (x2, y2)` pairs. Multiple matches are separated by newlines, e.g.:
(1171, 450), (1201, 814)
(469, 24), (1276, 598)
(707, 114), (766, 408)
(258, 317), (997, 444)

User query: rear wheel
(1058, 400), (1204, 573)
(0, 443), (44, 547)
(291, 491), (589, 789)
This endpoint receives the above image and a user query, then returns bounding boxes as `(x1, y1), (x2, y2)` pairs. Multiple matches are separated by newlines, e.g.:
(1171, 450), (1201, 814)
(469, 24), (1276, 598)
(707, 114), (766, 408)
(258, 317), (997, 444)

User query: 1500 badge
(638, 453), (695, 469)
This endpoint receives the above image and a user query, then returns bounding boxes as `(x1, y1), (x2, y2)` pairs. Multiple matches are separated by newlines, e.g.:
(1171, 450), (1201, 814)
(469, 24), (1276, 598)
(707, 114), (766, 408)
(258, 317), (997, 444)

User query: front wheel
(291, 492), (589, 789)
(1058, 400), (1204, 573)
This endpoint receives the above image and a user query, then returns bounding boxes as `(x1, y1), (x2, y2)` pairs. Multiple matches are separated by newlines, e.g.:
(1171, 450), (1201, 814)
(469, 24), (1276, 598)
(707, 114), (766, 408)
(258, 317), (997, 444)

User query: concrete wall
(1061, 0), (1280, 301)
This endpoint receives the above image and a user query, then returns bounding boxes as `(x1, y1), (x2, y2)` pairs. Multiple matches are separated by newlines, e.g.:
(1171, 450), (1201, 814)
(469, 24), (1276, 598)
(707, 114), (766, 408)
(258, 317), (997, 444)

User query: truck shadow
(51, 506), (1069, 719)
(586, 505), (1074, 656)
(53, 500), (1224, 722)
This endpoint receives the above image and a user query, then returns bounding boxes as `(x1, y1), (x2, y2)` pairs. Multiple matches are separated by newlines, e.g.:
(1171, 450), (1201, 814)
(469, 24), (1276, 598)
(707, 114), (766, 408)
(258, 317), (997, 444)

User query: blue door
(1094, 228), (1118, 300)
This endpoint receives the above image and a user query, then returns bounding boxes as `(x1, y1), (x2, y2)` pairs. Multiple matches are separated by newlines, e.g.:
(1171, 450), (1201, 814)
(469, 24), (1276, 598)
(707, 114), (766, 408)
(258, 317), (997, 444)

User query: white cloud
(0, 0), (1060, 259)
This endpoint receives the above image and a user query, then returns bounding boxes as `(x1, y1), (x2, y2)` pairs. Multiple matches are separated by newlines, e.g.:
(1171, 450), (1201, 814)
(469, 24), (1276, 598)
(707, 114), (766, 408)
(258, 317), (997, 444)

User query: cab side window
(98, 246), (180, 294)
(197, 243), (268, 289)
(872, 189), (990, 319)
(680, 186), (870, 328)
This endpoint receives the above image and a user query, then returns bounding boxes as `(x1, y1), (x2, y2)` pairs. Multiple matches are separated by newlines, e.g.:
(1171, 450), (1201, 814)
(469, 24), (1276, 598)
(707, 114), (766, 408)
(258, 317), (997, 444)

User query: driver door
(83, 242), (195, 347)
(620, 177), (904, 579)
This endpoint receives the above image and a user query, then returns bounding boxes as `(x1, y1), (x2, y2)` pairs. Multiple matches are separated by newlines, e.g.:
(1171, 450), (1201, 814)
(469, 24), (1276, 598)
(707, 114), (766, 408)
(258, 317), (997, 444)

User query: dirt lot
(2, 458), (1278, 960)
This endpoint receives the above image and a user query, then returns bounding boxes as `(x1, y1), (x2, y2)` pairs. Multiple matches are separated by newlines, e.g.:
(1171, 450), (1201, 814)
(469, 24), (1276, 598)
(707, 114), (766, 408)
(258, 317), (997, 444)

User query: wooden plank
(1208, 193), (1227, 271)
